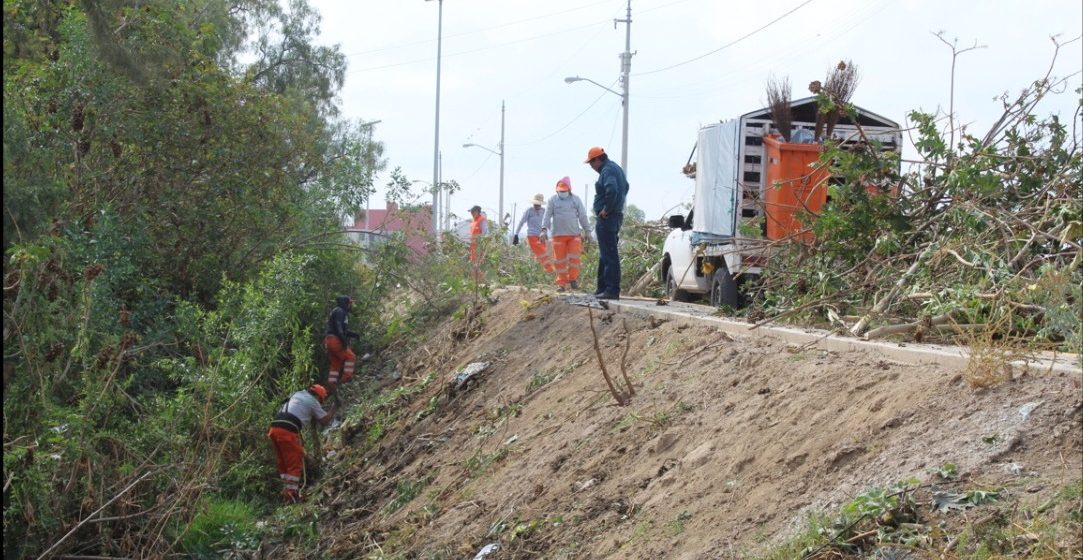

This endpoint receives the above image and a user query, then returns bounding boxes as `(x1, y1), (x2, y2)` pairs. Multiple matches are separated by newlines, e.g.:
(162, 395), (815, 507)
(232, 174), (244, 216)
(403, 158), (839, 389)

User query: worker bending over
(267, 384), (337, 503)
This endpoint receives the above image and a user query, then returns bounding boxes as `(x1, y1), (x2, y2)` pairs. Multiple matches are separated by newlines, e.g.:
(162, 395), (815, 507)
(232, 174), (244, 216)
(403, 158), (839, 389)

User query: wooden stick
(587, 308), (625, 406)
(851, 244), (935, 337)
(619, 319), (636, 396)
(37, 470), (154, 560)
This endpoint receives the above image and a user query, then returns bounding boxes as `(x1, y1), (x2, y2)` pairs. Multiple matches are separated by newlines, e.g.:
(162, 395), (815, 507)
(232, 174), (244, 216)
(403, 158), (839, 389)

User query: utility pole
(498, 100), (505, 228)
(438, 150), (443, 233)
(427, 0), (444, 242)
(616, 0), (633, 174)
(565, 1), (633, 173)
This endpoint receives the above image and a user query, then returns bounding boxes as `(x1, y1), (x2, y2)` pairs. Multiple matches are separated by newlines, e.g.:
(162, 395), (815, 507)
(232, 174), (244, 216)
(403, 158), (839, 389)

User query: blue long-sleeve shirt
(592, 160), (629, 217)
(515, 206), (546, 236)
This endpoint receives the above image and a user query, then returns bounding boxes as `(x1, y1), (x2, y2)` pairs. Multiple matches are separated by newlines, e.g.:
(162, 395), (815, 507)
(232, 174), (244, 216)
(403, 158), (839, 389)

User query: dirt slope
(311, 289), (1082, 559)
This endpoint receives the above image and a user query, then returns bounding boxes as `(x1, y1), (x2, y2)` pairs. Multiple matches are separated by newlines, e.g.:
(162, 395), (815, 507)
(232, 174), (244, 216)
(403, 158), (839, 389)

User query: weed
(463, 446), (510, 478)
(416, 395), (439, 420)
(510, 518), (542, 540)
(383, 476), (431, 516)
(612, 413), (640, 433)
(527, 370), (556, 392)
(273, 503), (319, 548)
(649, 410), (673, 429)
(662, 340), (682, 358)
(178, 497), (263, 555)
(669, 511), (693, 535)
(931, 462), (959, 480)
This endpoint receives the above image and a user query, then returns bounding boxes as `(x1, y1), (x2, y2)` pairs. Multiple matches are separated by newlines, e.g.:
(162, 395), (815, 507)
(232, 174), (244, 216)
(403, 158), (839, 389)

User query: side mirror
(667, 215), (685, 229)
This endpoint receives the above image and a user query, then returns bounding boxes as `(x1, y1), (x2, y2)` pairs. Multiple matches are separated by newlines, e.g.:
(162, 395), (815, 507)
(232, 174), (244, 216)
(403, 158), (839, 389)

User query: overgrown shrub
(758, 61), (1081, 351)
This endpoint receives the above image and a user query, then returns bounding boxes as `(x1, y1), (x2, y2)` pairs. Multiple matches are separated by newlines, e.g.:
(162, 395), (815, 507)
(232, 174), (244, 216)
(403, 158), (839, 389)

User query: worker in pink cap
(542, 176), (591, 291)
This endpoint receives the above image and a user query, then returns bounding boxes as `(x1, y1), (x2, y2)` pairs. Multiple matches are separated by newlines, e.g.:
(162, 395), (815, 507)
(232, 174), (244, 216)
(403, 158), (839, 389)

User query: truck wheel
(666, 269), (692, 302)
(710, 265), (739, 309)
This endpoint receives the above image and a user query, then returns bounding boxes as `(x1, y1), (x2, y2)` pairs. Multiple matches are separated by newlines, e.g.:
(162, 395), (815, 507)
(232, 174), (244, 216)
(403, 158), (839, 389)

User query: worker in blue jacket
(585, 146), (629, 300)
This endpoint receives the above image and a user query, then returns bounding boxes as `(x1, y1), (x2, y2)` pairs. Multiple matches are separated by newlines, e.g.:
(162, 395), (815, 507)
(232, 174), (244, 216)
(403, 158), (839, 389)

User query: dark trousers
(594, 213), (623, 295)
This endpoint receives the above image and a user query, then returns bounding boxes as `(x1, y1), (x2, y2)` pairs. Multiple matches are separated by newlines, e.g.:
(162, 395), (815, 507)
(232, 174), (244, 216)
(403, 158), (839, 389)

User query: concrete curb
(604, 297), (1081, 376)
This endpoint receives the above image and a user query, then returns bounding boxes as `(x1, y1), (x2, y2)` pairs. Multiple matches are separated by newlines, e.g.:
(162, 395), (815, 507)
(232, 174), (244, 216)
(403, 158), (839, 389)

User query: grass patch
(755, 480), (1083, 559)
(178, 497), (263, 556)
(527, 370), (556, 392)
(383, 476), (432, 516)
(464, 446), (510, 478)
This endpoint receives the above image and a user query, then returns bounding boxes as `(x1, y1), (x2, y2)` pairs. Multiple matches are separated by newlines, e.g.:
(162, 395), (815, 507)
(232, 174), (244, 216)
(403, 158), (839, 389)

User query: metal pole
(498, 100), (505, 230)
(617, 0), (632, 174)
(438, 150), (443, 233)
(431, 0), (443, 240)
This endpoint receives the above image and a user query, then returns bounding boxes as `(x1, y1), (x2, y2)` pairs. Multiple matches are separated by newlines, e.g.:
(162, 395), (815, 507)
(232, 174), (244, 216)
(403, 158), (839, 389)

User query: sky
(310, 0), (1082, 226)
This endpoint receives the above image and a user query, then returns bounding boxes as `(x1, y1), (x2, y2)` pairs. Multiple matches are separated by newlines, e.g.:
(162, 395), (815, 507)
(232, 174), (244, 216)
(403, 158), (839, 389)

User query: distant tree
(625, 204), (646, 224)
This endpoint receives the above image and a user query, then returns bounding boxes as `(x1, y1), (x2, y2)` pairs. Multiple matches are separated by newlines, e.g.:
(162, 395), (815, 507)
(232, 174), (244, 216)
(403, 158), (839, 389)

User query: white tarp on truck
(692, 121), (739, 239)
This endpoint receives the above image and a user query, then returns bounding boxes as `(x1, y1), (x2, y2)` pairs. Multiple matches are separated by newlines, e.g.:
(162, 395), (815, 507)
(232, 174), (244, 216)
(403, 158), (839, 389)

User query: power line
(340, 0), (615, 58)
(510, 85), (616, 146)
(346, 18), (612, 74)
(634, 0), (816, 77)
(632, 0), (891, 101)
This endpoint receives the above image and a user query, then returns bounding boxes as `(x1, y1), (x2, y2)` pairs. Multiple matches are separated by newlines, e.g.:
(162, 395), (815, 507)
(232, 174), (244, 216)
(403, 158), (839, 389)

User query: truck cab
(661, 96), (902, 308)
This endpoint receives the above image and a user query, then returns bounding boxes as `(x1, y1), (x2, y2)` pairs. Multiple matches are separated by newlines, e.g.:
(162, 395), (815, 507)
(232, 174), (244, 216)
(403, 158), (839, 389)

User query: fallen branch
(864, 313), (955, 340)
(37, 470), (155, 560)
(627, 260), (661, 297)
(851, 244), (935, 337)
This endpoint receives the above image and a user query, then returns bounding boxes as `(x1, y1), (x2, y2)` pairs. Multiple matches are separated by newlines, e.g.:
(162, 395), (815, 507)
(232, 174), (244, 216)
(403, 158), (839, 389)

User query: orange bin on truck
(762, 135), (829, 242)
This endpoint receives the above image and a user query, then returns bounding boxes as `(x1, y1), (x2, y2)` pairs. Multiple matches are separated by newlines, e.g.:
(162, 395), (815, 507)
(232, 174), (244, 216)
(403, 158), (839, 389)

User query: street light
(564, 0), (633, 173)
(462, 100), (505, 227)
(565, 74), (628, 173)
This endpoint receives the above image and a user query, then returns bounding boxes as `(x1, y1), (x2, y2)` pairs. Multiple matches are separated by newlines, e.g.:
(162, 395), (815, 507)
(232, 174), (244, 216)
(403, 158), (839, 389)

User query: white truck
(661, 96), (902, 307)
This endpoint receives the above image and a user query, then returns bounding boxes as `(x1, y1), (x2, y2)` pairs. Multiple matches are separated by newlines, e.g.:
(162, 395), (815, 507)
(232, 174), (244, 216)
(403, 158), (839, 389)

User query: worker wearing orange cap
(267, 384), (337, 503)
(543, 176), (591, 291)
(585, 147), (629, 299)
(514, 194), (554, 273)
(324, 295), (359, 389)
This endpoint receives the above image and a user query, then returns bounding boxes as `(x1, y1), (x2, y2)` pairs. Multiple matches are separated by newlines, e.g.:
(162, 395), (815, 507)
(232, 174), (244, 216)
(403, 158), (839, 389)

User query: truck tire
(709, 264), (739, 309)
(666, 268), (692, 302)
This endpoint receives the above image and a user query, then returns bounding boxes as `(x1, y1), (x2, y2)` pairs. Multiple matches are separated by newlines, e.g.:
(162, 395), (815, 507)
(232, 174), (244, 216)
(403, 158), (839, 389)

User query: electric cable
(634, 0), (816, 77)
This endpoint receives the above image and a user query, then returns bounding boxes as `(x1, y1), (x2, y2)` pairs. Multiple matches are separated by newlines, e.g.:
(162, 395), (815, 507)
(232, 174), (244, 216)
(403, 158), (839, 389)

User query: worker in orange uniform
(542, 176), (591, 291)
(513, 194), (554, 274)
(267, 384), (337, 503)
(324, 295), (359, 389)
(468, 205), (488, 267)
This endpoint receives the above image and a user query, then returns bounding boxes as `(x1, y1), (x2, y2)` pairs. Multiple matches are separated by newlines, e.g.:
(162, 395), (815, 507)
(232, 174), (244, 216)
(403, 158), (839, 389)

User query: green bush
(178, 497), (264, 556)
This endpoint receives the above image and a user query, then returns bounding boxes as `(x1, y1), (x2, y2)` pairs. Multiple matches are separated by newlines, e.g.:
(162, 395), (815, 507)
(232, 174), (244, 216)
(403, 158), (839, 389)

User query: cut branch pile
(757, 42), (1081, 353)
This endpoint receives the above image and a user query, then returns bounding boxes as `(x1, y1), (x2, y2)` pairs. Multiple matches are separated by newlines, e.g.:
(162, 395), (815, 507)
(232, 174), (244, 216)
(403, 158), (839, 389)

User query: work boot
(556, 285), (567, 293)
(569, 280), (579, 290)
(283, 490), (300, 504)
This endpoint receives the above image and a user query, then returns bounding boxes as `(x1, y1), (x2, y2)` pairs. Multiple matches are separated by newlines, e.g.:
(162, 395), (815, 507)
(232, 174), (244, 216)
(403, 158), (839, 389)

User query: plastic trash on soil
(473, 543), (500, 559)
(451, 362), (490, 391)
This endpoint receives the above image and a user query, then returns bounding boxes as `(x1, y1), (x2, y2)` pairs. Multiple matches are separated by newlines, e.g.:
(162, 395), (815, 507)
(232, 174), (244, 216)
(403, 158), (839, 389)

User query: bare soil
(307, 288), (1082, 559)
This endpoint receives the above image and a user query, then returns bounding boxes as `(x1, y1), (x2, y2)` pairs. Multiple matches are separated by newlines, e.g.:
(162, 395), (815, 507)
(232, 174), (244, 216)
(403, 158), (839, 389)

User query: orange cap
(584, 146), (605, 163)
(556, 176), (571, 192)
(309, 384), (328, 402)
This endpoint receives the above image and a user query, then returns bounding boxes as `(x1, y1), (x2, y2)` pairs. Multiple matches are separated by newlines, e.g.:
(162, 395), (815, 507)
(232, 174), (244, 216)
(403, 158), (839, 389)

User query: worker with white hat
(513, 193), (554, 274)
